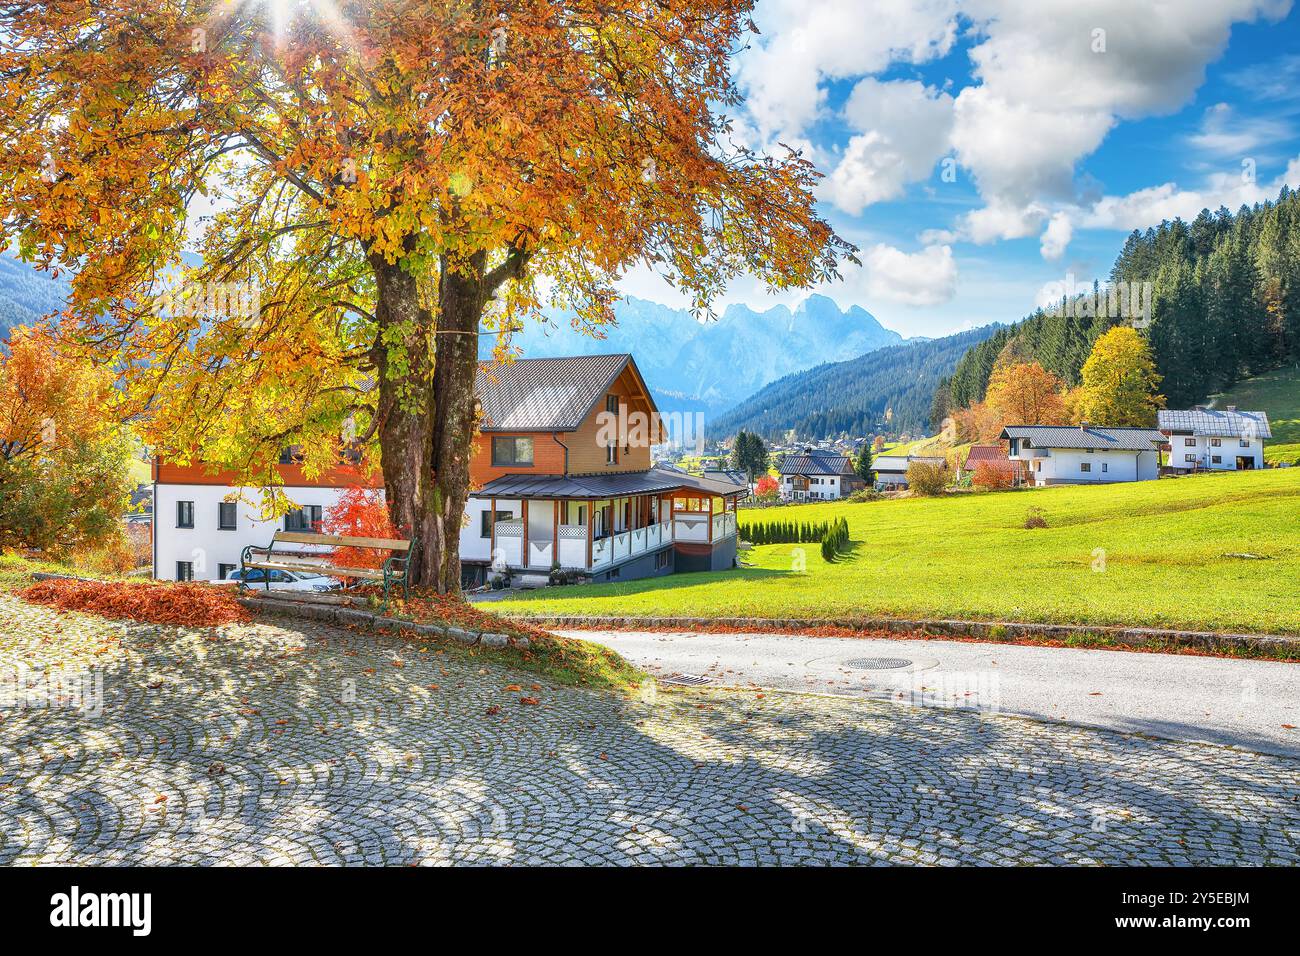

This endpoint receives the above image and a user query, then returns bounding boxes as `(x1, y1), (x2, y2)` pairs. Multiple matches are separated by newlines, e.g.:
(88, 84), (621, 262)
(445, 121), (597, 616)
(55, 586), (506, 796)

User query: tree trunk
(371, 250), (489, 594)
(371, 253), (439, 587)
(427, 251), (489, 594)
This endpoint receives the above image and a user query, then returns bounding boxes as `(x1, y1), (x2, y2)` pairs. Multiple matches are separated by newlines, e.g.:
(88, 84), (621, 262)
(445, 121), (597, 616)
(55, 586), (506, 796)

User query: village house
(152, 353), (746, 587)
(776, 449), (865, 501)
(1158, 407), (1270, 471)
(1001, 424), (1164, 486)
(871, 454), (946, 491)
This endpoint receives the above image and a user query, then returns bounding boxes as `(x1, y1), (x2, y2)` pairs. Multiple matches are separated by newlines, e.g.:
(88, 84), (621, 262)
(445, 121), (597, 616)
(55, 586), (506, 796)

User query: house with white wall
(871, 454), (946, 490)
(1001, 424), (1163, 486)
(152, 459), (379, 583)
(154, 353), (746, 588)
(776, 450), (865, 501)
(1158, 407), (1270, 471)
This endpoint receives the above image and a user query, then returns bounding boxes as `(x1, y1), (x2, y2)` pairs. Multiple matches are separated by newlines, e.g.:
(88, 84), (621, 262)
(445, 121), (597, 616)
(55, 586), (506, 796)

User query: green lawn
(490, 468), (1300, 635)
(1212, 364), (1300, 465)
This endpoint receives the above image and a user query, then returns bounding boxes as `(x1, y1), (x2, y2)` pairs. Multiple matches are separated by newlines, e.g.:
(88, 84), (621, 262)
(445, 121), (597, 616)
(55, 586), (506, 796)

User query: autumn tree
(0, 1), (851, 592)
(984, 361), (1067, 429)
(321, 485), (398, 575)
(1076, 326), (1165, 427)
(0, 325), (133, 553)
(753, 474), (778, 500)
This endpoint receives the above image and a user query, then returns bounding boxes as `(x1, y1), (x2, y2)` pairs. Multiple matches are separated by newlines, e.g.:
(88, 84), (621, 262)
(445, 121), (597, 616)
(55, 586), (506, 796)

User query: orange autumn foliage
(321, 487), (398, 573)
(21, 580), (251, 628)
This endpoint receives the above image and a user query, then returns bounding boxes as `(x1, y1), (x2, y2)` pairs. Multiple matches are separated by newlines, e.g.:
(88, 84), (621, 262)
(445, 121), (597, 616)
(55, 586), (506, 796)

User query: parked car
(219, 568), (343, 591)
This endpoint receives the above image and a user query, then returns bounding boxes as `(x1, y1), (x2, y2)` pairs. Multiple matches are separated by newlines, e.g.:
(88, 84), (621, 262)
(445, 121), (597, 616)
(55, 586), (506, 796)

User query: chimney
(1227, 405), (1237, 412)
(1080, 420), (1089, 431)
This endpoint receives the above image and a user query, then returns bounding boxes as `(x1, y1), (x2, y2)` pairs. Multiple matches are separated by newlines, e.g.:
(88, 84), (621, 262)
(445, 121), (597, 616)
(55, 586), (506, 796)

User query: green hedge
(741, 516), (852, 562)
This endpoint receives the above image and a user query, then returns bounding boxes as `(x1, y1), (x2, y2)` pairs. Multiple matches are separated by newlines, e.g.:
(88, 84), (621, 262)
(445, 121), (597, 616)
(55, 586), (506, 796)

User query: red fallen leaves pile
(21, 579), (252, 628)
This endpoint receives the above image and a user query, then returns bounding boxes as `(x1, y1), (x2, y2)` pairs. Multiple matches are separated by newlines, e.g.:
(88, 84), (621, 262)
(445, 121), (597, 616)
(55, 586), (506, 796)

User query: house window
(1034, 460), (1041, 472)
(1210, 438), (1222, 447)
(1240, 439), (1250, 448)
(655, 550), (671, 570)
(1080, 462), (1092, 473)
(176, 501), (194, 529)
(1184, 437), (1196, 447)
(1184, 454), (1196, 463)
(491, 436), (534, 467)
(278, 446), (303, 464)
(1101, 462), (1108, 473)
(285, 505), (322, 531)
(176, 561), (194, 582)
(217, 563), (236, 580)
(481, 510), (512, 537)
(218, 501), (237, 530)
(1212, 455), (1222, 464)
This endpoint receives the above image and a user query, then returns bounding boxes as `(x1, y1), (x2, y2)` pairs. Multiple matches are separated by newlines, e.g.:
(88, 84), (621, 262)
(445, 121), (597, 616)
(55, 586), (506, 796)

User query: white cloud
(859, 243), (958, 306)
(1040, 212), (1074, 260)
(1081, 156), (1300, 230)
(1187, 102), (1293, 157)
(822, 79), (954, 214)
(737, 0), (959, 142)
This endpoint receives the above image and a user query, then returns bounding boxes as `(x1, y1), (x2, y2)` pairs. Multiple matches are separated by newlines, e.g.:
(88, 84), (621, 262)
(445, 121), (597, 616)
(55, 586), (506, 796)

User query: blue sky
(621, 0), (1300, 338)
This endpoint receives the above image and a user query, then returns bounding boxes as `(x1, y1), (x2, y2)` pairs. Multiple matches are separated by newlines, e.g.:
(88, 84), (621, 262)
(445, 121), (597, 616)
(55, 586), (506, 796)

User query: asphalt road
(561, 629), (1300, 757)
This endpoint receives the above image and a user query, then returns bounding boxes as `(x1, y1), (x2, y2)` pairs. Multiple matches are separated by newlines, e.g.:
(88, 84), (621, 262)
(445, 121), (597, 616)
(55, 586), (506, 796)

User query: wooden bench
(239, 531), (417, 606)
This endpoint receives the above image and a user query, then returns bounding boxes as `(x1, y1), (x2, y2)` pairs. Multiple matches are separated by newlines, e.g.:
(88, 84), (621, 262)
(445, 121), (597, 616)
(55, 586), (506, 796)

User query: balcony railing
(493, 511), (736, 574)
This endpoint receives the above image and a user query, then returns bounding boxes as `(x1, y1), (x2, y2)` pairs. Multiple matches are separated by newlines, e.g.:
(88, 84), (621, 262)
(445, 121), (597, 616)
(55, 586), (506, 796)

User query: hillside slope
(0, 255), (70, 339)
(1212, 364), (1300, 464)
(709, 324), (1000, 439)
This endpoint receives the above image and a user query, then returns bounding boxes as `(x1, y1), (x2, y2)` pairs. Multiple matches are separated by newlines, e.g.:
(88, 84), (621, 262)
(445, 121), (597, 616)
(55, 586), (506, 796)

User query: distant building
(1001, 424), (1163, 486)
(872, 455), (946, 491)
(1158, 407), (1270, 471)
(777, 449), (865, 501)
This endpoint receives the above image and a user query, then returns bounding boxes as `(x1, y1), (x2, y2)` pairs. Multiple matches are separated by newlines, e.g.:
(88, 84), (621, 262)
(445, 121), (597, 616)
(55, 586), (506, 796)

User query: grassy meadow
(489, 468), (1300, 635)
(1212, 363), (1300, 465)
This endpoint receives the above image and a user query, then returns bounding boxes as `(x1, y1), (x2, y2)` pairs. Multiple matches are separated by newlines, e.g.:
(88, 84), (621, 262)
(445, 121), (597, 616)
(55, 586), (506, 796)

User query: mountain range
(484, 293), (906, 415)
(709, 324), (1003, 440)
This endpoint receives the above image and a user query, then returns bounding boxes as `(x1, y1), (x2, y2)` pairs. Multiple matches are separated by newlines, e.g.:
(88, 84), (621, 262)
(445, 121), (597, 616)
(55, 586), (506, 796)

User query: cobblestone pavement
(1, 595), (1297, 866)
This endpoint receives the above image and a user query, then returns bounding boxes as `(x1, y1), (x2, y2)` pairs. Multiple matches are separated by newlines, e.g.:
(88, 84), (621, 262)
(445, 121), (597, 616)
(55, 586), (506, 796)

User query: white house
(1001, 424), (1163, 486)
(776, 450), (866, 501)
(151, 460), (381, 583)
(1158, 407), (1270, 471)
(872, 455), (945, 490)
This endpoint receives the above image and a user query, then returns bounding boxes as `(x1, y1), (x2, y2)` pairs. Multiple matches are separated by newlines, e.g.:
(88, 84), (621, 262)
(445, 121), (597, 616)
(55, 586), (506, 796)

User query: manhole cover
(842, 657), (913, 670)
(659, 673), (713, 686)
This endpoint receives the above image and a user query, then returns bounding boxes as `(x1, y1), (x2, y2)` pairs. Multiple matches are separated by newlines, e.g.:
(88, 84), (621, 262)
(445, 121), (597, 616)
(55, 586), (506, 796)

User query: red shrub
(972, 460), (1018, 490)
(321, 487), (398, 573)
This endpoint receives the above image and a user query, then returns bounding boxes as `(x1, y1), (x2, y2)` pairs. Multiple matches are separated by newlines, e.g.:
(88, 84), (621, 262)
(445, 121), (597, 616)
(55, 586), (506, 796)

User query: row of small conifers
(738, 516), (852, 562)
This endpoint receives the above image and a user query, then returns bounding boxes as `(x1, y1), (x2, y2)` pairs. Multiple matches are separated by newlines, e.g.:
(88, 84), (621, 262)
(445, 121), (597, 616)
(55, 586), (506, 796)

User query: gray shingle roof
(474, 468), (745, 499)
(779, 453), (854, 476)
(1000, 425), (1165, 450)
(1157, 408), (1272, 438)
(476, 354), (635, 431)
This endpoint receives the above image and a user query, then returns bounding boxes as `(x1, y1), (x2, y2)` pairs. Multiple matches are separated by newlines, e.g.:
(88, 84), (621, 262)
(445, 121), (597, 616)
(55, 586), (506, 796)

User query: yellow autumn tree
(0, 1), (853, 591)
(1076, 326), (1165, 427)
